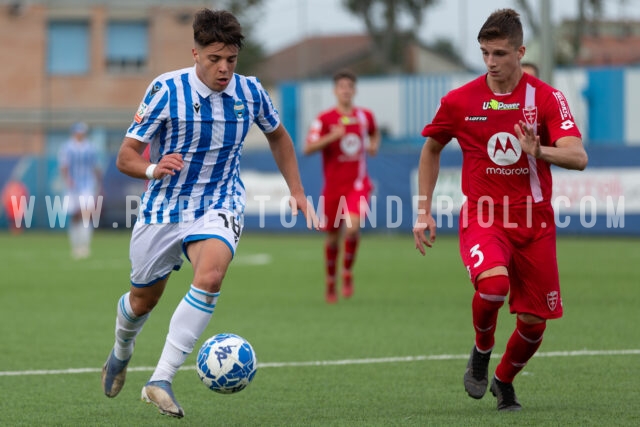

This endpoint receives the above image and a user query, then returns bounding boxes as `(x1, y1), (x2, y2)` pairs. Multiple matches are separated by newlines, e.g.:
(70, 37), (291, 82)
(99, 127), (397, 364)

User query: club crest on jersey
(234, 100), (246, 119)
(523, 105), (537, 126)
(134, 102), (148, 124)
(547, 291), (559, 311)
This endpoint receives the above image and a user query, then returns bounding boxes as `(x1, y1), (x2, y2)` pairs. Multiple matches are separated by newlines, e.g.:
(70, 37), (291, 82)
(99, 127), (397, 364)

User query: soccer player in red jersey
(413, 9), (588, 411)
(2, 180), (29, 234)
(305, 69), (380, 303)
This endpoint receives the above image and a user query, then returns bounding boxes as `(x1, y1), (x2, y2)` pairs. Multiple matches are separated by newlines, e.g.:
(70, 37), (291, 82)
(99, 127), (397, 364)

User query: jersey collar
(189, 66), (237, 98)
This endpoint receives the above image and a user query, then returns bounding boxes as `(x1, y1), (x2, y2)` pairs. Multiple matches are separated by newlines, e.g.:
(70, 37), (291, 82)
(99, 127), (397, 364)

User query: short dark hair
(193, 9), (244, 49)
(333, 69), (357, 84)
(521, 61), (539, 77)
(477, 8), (523, 49)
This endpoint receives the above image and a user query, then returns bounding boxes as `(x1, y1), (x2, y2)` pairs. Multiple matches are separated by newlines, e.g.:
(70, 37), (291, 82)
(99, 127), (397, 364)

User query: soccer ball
(196, 333), (257, 394)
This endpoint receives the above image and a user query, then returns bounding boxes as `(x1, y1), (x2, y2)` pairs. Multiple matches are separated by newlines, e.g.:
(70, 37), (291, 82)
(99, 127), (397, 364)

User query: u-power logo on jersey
(486, 132), (530, 176)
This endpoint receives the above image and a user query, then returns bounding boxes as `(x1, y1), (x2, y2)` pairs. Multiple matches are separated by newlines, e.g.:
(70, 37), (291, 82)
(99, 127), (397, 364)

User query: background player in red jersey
(521, 61), (539, 78)
(305, 69), (380, 303)
(2, 180), (29, 234)
(412, 9), (588, 411)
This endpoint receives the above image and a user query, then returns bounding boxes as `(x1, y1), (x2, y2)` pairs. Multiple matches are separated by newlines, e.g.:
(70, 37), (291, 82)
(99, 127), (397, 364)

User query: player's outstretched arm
(116, 137), (184, 180)
(265, 124), (319, 230)
(413, 138), (444, 255)
(367, 127), (381, 156)
(303, 124), (345, 155)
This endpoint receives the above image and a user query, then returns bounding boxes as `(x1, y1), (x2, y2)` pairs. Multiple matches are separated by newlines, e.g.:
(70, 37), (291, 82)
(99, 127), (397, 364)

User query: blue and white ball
(196, 333), (257, 394)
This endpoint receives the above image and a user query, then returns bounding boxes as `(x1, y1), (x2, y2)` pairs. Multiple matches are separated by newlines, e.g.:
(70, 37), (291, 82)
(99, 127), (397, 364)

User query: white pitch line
(1, 349), (638, 377)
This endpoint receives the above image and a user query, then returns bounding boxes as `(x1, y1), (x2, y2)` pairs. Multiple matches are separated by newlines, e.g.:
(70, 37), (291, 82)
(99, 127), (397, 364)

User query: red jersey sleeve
(421, 96), (456, 145)
(306, 115), (326, 145)
(539, 89), (582, 145)
(363, 109), (378, 136)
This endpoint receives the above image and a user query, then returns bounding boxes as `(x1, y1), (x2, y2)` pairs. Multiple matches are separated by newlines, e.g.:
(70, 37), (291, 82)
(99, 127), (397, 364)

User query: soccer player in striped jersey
(58, 121), (102, 259)
(413, 9), (587, 411)
(101, 9), (317, 418)
(304, 70), (380, 303)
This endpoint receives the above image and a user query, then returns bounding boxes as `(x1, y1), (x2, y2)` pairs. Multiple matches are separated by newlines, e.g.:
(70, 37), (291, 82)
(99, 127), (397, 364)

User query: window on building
(48, 21), (90, 75)
(106, 21), (148, 73)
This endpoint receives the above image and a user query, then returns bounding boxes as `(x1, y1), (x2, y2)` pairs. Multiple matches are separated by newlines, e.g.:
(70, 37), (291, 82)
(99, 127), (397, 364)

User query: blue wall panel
(584, 68), (625, 145)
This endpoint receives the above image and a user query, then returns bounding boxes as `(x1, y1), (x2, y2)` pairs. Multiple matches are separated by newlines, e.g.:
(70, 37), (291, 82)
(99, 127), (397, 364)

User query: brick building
(0, 0), (207, 155)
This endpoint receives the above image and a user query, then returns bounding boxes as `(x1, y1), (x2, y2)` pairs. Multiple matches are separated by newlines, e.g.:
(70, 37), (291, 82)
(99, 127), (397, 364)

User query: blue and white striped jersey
(126, 66), (280, 224)
(58, 139), (99, 193)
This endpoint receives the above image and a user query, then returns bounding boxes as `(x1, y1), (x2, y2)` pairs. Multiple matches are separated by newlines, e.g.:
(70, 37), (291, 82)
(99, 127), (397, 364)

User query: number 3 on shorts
(469, 244), (484, 268)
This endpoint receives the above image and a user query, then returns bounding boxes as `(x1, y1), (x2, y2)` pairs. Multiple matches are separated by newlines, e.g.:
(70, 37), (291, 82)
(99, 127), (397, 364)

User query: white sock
(113, 292), (149, 361)
(68, 221), (82, 253)
(149, 285), (219, 383)
(79, 222), (93, 253)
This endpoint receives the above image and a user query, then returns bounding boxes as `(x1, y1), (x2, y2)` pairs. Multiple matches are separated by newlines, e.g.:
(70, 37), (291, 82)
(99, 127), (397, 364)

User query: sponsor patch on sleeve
(552, 91), (572, 120)
(134, 102), (148, 124)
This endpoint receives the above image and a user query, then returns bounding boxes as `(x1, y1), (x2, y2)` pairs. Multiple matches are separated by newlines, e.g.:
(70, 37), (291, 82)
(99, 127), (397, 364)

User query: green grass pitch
(0, 230), (638, 426)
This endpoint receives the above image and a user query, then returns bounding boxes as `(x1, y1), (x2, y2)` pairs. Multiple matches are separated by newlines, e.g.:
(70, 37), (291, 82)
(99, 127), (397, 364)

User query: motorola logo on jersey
(487, 132), (521, 165)
(486, 132), (530, 176)
(340, 133), (361, 156)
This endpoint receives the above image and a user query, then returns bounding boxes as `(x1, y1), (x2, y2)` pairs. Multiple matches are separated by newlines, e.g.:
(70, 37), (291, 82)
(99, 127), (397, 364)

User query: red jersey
(307, 107), (377, 194)
(422, 74), (581, 207)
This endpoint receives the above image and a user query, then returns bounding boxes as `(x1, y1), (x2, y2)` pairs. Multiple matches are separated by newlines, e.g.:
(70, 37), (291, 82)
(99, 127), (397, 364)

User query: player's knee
(326, 233), (340, 246)
(476, 274), (510, 299)
(193, 269), (225, 293)
(516, 315), (547, 341)
(129, 293), (160, 316)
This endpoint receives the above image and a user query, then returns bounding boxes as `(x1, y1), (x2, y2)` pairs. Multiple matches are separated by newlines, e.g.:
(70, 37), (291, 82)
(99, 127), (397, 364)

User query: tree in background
(342, 0), (440, 73)
(220, 0), (266, 75)
(514, 0), (627, 64)
(430, 37), (463, 64)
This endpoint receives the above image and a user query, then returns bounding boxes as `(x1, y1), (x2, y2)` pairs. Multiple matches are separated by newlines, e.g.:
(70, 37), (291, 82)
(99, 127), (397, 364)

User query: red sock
(343, 235), (359, 272)
(472, 275), (510, 352)
(495, 317), (546, 383)
(325, 243), (338, 281)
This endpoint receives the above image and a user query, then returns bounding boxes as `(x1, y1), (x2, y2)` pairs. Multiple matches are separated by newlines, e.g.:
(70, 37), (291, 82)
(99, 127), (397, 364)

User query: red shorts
(320, 186), (371, 232)
(459, 202), (562, 319)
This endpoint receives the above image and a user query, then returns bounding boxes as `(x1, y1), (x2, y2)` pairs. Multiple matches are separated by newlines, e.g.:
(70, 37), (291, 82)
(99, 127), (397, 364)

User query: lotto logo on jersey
(560, 120), (575, 130)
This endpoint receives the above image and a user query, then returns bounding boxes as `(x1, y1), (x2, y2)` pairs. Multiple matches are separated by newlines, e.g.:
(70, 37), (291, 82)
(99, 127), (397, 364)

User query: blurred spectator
(58, 122), (102, 259)
(521, 61), (539, 78)
(1, 180), (29, 234)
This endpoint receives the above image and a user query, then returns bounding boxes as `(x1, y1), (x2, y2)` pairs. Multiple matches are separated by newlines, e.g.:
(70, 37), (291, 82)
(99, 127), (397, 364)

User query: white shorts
(129, 208), (243, 287)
